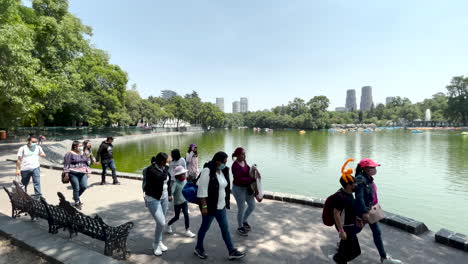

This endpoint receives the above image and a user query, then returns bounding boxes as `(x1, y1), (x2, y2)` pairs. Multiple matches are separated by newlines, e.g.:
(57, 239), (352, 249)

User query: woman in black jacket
(194, 151), (245, 260)
(144, 152), (172, 256)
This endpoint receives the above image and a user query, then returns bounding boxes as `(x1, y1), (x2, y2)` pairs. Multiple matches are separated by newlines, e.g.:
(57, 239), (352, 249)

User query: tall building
(360, 86), (374, 111)
(335, 107), (346, 112)
(345, 89), (357, 112)
(161, 90), (177, 100)
(386, 96), (396, 105)
(216, 98), (224, 112)
(240, 97), (248, 113)
(232, 101), (240, 113)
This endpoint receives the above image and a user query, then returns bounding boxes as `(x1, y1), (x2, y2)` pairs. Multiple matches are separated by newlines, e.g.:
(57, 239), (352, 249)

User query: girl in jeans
(354, 158), (402, 264)
(144, 153), (172, 256)
(63, 141), (91, 210)
(231, 147), (257, 236)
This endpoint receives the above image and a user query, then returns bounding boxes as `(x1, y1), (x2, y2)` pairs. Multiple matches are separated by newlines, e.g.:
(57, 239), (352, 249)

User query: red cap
(359, 158), (380, 168)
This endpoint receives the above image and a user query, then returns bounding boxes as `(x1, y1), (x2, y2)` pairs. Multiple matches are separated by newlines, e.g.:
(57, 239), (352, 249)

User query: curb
(435, 229), (468, 252)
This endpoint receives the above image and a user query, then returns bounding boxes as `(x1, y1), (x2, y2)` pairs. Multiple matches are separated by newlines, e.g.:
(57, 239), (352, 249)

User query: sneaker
(228, 249), (245, 260)
(159, 242), (168, 252)
(100, 181), (107, 185)
(153, 245), (162, 256)
(113, 181), (120, 185)
(243, 222), (251, 231)
(382, 257), (402, 264)
(74, 202), (82, 210)
(185, 229), (196, 238)
(166, 225), (173, 234)
(328, 254), (337, 263)
(237, 227), (248, 237)
(194, 248), (208, 259)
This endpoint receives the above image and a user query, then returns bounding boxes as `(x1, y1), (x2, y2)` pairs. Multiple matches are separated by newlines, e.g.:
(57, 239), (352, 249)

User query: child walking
(167, 165), (196, 238)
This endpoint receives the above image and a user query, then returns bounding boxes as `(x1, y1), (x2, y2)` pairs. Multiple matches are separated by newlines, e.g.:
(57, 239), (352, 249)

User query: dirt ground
(0, 235), (50, 264)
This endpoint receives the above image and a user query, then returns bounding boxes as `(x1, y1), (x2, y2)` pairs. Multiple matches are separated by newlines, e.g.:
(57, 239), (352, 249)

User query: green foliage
(446, 76), (468, 124)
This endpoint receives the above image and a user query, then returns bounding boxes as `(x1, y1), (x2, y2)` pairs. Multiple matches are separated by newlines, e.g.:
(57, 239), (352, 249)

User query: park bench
(3, 181), (134, 259)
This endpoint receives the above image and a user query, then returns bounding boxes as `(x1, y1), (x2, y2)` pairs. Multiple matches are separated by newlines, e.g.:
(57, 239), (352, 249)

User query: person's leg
(214, 208), (235, 253)
(20, 170), (32, 193)
(161, 197), (169, 217)
(196, 213), (215, 252)
(101, 160), (108, 183)
(232, 185), (246, 228)
(69, 172), (80, 203)
(243, 192), (256, 224)
(334, 226), (361, 263)
(78, 173), (88, 198)
(369, 222), (387, 259)
(146, 198), (165, 248)
(31, 167), (41, 197)
(168, 203), (182, 226)
(110, 159), (118, 183)
(182, 202), (190, 230)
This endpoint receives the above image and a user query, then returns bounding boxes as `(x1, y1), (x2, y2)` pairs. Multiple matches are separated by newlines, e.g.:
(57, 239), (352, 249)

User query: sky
(62, 0), (468, 112)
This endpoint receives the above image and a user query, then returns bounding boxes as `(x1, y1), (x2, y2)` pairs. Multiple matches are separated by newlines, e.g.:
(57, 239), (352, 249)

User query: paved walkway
(0, 159), (467, 263)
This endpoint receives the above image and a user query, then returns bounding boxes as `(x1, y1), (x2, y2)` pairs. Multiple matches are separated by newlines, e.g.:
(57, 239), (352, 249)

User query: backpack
(182, 172), (201, 204)
(322, 191), (341, 226)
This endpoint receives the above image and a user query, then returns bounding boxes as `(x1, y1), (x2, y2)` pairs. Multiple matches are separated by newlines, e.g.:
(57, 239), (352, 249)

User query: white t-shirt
(197, 167), (227, 210)
(17, 145), (44, 171)
(169, 158), (187, 180)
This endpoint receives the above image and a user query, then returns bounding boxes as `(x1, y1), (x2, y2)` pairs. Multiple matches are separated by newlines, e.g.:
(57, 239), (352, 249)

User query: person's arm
(197, 168), (210, 216)
(63, 152), (72, 172)
(38, 146), (46, 157)
(96, 144), (103, 162)
(16, 147), (23, 176)
(333, 208), (347, 240)
(354, 181), (370, 218)
(181, 158), (187, 169)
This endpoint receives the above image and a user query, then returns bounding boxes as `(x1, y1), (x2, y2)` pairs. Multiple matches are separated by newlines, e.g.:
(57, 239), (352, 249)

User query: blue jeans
(69, 171), (88, 203)
(369, 222), (387, 259)
(21, 167), (41, 197)
(232, 185), (256, 228)
(101, 159), (117, 183)
(196, 208), (234, 254)
(146, 196), (169, 248)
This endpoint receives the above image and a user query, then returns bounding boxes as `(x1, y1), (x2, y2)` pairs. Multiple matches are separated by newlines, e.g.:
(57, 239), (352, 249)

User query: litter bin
(0, 130), (6, 140)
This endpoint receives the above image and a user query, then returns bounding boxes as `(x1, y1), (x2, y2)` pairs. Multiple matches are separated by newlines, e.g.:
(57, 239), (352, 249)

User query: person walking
(96, 136), (119, 185)
(355, 158), (402, 264)
(82, 140), (99, 166)
(144, 153), (173, 256)
(231, 147), (256, 236)
(186, 144), (199, 182)
(166, 165), (196, 238)
(169, 149), (187, 183)
(63, 141), (91, 209)
(194, 151), (245, 260)
(328, 176), (362, 264)
(15, 136), (46, 198)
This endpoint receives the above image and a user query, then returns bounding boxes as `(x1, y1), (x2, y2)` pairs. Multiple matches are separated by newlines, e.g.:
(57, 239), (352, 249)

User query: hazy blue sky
(66, 0), (468, 112)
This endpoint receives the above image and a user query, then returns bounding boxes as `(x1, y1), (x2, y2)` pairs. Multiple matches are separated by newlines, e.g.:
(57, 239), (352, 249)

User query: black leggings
(168, 201), (189, 229)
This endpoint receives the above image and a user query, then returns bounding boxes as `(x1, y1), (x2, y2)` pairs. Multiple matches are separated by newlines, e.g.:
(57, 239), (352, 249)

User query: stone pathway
(0, 235), (50, 264)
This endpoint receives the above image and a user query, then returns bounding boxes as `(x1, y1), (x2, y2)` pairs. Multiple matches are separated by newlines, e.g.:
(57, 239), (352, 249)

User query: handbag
(61, 171), (70, 184)
(367, 203), (385, 224)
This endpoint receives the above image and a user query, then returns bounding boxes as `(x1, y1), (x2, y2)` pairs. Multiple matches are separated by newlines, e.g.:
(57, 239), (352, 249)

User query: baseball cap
(359, 158), (380, 168)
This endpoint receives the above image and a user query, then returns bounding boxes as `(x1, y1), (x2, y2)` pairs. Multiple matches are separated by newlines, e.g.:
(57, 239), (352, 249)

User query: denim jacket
(354, 172), (374, 217)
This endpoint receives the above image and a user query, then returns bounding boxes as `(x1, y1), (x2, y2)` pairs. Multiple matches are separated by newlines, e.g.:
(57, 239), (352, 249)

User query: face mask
(29, 143), (37, 151)
(218, 164), (226, 171)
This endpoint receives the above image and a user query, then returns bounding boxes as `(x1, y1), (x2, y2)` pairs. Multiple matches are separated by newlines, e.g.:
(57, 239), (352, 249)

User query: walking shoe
(382, 257), (402, 264)
(100, 181), (107, 185)
(243, 222), (251, 231)
(328, 254), (338, 263)
(153, 245), (163, 256)
(185, 229), (196, 238)
(166, 225), (173, 234)
(194, 248), (208, 259)
(113, 181), (120, 185)
(159, 242), (168, 252)
(228, 249), (245, 260)
(74, 202), (82, 210)
(237, 227), (248, 236)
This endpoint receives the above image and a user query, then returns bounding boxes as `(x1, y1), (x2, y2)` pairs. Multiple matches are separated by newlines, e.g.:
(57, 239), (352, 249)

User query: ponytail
(355, 164), (363, 177)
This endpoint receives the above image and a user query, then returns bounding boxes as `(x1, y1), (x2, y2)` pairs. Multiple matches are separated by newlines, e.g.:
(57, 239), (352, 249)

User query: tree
(446, 76), (468, 124)
(167, 96), (193, 128)
(198, 102), (224, 128)
(287, 98), (308, 117)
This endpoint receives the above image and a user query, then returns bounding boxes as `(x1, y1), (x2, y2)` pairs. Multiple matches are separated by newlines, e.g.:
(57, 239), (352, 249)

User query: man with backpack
(326, 176), (363, 264)
(96, 136), (119, 185)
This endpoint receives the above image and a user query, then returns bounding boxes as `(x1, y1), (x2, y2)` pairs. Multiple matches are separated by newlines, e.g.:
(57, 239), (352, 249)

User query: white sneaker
(159, 242), (168, 252)
(153, 245), (162, 256)
(382, 257), (402, 264)
(166, 225), (173, 234)
(185, 229), (196, 238)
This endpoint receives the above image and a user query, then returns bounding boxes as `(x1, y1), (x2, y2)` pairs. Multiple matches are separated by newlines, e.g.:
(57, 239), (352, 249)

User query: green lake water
(109, 129), (468, 235)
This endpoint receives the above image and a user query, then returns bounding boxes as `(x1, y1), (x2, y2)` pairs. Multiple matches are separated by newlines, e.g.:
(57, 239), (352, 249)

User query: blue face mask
(218, 164), (226, 171)
(29, 143), (37, 151)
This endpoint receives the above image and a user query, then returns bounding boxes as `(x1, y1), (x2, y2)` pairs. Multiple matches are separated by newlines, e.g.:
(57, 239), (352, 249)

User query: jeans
(196, 208), (234, 254)
(146, 196), (169, 248)
(69, 171), (88, 203)
(101, 159), (117, 183)
(369, 222), (387, 259)
(232, 185), (256, 228)
(333, 225), (361, 263)
(168, 201), (189, 229)
(21, 167), (41, 197)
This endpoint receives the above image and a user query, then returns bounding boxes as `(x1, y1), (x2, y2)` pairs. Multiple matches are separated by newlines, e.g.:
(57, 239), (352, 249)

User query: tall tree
(446, 76), (468, 124)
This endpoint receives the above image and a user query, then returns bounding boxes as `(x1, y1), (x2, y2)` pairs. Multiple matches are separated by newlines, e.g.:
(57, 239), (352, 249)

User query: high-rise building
(232, 101), (240, 113)
(216, 98), (224, 112)
(360, 86), (374, 111)
(161, 90), (177, 100)
(240, 97), (248, 113)
(335, 107), (346, 112)
(345, 89), (357, 112)
(386, 96), (396, 105)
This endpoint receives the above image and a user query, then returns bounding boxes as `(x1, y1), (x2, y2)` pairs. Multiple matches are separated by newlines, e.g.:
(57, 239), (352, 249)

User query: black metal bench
(3, 181), (134, 259)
